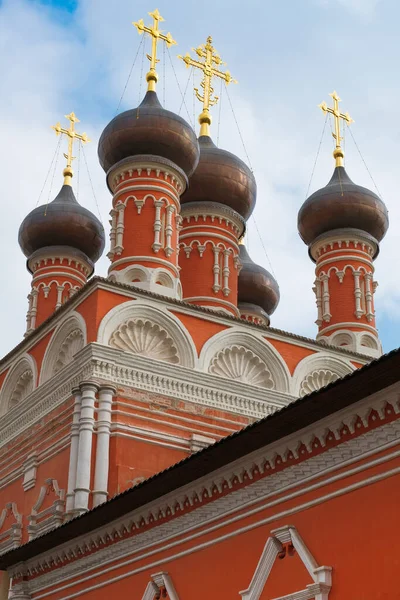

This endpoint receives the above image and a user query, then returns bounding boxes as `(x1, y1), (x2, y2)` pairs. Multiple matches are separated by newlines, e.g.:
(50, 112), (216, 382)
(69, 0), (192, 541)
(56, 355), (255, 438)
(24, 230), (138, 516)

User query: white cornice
(0, 279), (370, 378)
(0, 343), (292, 448)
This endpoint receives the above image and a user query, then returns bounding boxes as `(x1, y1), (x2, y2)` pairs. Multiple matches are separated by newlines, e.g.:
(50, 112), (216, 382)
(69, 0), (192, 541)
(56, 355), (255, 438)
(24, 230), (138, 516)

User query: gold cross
(178, 36), (237, 137)
(318, 91), (354, 167)
(52, 112), (90, 186)
(133, 9), (177, 93)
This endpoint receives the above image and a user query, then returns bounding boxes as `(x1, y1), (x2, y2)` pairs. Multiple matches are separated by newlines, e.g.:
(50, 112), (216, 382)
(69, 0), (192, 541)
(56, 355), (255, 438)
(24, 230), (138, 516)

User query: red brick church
(0, 9), (397, 600)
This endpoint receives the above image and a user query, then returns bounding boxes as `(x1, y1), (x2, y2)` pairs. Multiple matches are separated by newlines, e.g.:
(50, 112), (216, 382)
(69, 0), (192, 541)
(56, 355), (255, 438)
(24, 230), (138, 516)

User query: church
(0, 8), (398, 600)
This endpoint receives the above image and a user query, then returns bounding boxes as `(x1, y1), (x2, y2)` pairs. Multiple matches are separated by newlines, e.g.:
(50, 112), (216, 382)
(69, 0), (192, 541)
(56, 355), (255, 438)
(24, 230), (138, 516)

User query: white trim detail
(291, 353), (354, 396)
(93, 386), (116, 507)
(40, 312), (87, 385)
(97, 300), (197, 369)
(239, 525), (332, 600)
(0, 502), (22, 553)
(141, 572), (180, 600)
(74, 382), (98, 514)
(200, 331), (291, 394)
(27, 479), (65, 540)
(0, 354), (37, 417)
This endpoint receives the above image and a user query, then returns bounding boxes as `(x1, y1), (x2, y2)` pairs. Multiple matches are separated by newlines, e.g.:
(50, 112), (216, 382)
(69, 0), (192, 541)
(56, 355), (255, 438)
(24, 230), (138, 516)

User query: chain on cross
(319, 91), (354, 167)
(133, 8), (177, 92)
(52, 112), (90, 185)
(178, 36), (237, 137)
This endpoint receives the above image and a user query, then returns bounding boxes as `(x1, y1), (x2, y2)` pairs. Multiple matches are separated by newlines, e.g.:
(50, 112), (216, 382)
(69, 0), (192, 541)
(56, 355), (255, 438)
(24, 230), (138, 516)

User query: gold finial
(51, 112), (90, 186)
(178, 36), (237, 137)
(133, 8), (177, 93)
(318, 91), (354, 167)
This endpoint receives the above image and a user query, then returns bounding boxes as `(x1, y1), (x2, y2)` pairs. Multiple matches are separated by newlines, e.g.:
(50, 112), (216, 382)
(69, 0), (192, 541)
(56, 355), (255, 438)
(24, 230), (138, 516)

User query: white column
(222, 250), (231, 297)
(55, 285), (64, 309)
(74, 381), (98, 514)
(365, 272), (374, 321)
(109, 208), (117, 253)
(29, 290), (38, 331)
(313, 279), (323, 326)
(212, 247), (221, 293)
(320, 274), (331, 322)
(353, 270), (363, 318)
(152, 199), (164, 252)
(65, 387), (82, 514)
(92, 385), (116, 508)
(164, 205), (174, 257)
(114, 203), (125, 254)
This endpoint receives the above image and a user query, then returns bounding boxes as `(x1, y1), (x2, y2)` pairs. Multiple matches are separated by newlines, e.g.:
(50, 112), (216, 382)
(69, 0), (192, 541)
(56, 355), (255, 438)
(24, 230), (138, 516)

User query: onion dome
(298, 166), (389, 249)
(181, 136), (256, 221)
(18, 184), (105, 268)
(98, 91), (199, 178)
(238, 244), (280, 322)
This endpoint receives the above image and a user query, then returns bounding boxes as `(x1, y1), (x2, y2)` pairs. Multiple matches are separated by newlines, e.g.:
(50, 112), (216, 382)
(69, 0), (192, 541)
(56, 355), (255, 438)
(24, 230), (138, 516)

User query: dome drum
(27, 245), (95, 276)
(106, 154), (188, 196)
(238, 302), (270, 326)
(180, 201), (246, 239)
(309, 228), (379, 263)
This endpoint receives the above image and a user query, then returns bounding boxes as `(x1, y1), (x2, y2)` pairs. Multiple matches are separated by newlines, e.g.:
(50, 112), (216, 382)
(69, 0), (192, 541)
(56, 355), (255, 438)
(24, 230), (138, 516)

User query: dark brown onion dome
(181, 136), (256, 221)
(298, 166), (389, 246)
(98, 91), (199, 177)
(18, 184), (105, 264)
(238, 244), (280, 318)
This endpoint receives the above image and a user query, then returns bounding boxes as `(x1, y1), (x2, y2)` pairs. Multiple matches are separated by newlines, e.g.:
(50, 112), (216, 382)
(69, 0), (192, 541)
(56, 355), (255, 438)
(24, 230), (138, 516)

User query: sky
(0, 0), (399, 357)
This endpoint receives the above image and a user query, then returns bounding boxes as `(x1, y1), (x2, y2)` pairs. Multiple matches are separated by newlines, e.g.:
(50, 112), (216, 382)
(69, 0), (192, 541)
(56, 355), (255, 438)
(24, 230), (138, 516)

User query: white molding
(291, 353), (355, 396)
(109, 255), (180, 277)
(27, 479), (65, 540)
(97, 300), (197, 369)
(240, 525), (332, 600)
(0, 354), (37, 417)
(40, 311), (87, 385)
(141, 572), (180, 600)
(200, 330), (291, 394)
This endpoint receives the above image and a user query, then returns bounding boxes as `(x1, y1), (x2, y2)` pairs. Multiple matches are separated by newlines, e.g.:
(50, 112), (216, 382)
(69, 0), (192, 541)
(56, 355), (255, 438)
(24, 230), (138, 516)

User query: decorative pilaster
(65, 387), (82, 514)
(106, 156), (187, 299)
(93, 385), (116, 508)
(179, 202), (244, 316)
(25, 246), (93, 332)
(74, 381), (98, 514)
(311, 229), (381, 356)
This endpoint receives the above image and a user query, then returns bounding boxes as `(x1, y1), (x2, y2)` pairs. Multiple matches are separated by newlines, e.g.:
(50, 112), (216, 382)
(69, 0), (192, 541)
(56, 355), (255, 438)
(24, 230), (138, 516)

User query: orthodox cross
(318, 91), (354, 167)
(178, 36), (237, 136)
(52, 112), (90, 185)
(133, 9), (177, 92)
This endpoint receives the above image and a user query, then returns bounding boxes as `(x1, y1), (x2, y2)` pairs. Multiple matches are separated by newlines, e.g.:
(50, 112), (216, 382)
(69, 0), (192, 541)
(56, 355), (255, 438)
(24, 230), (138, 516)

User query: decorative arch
(97, 300), (197, 368)
(0, 354), (37, 416)
(360, 333), (379, 350)
(330, 330), (356, 349)
(40, 311), (87, 384)
(199, 330), (291, 393)
(27, 478), (65, 540)
(240, 525), (332, 600)
(292, 352), (354, 397)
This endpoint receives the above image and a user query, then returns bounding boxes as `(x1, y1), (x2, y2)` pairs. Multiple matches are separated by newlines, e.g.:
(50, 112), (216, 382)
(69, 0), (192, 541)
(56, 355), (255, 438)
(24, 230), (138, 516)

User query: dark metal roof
(1, 344), (399, 569)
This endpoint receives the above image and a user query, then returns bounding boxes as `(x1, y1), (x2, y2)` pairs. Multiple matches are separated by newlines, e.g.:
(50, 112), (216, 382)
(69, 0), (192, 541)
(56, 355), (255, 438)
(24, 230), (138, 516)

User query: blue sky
(0, 0), (399, 355)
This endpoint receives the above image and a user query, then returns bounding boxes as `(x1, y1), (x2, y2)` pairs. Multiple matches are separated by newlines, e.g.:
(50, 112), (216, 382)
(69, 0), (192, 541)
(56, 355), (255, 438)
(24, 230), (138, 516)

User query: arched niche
(0, 354), (37, 416)
(97, 300), (197, 369)
(199, 330), (291, 393)
(40, 311), (87, 384)
(292, 353), (355, 398)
